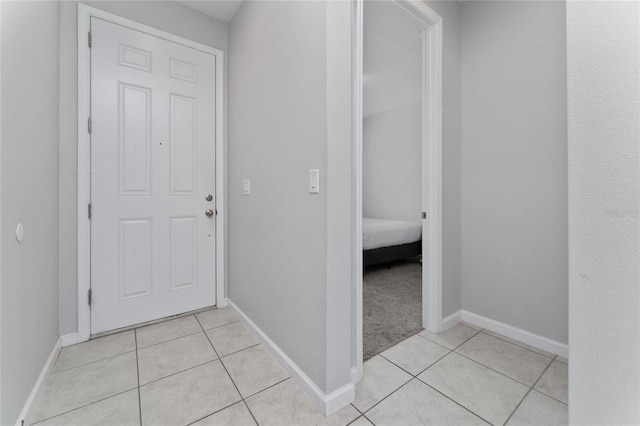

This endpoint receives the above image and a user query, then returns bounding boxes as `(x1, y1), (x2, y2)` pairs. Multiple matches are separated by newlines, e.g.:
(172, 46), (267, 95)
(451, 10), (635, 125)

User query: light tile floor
(29, 310), (568, 426)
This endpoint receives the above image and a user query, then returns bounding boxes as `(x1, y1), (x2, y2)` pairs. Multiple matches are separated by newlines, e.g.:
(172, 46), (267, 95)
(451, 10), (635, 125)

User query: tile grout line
(91, 307), (219, 340)
(361, 326), (565, 426)
(501, 355), (556, 426)
(32, 312), (243, 426)
(359, 379), (414, 416)
(379, 345), (451, 378)
(451, 346), (550, 388)
(134, 328), (142, 426)
(243, 377), (291, 400)
(480, 330), (557, 358)
(51, 314), (237, 376)
(363, 413), (377, 426)
(528, 356), (568, 406)
(374, 349), (491, 425)
(242, 399), (261, 426)
(137, 330), (203, 351)
(416, 325), (483, 353)
(348, 403), (375, 426)
(366, 328), (425, 360)
(133, 341), (262, 390)
(137, 318), (241, 351)
(194, 314), (262, 425)
(138, 359), (218, 387)
(184, 400), (254, 426)
(416, 377), (493, 425)
(29, 388), (138, 425)
(49, 347), (137, 375)
(218, 342), (262, 359)
(529, 388), (568, 407)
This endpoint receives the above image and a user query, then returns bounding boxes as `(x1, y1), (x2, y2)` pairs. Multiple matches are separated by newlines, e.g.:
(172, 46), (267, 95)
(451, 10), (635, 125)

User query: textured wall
(567, 1), (640, 423)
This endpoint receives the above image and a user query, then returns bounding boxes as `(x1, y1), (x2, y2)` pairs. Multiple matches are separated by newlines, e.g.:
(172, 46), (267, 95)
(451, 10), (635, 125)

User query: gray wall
(363, 103), (422, 222)
(1, 2), (60, 423)
(427, 0), (462, 319)
(228, 0), (353, 394)
(568, 2), (640, 423)
(58, 0), (229, 335)
(460, 1), (568, 343)
(228, 0), (329, 391)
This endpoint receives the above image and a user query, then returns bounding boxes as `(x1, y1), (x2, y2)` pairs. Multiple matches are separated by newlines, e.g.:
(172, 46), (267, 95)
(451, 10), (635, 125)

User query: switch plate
(243, 179), (251, 195)
(309, 169), (319, 194)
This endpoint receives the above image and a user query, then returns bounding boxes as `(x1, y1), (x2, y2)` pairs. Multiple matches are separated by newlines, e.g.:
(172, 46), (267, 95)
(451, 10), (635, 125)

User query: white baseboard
(460, 310), (569, 358)
(227, 299), (355, 415)
(441, 310), (463, 331)
(217, 297), (228, 309)
(16, 337), (61, 426)
(350, 366), (362, 385)
(60, 332), (79, 347)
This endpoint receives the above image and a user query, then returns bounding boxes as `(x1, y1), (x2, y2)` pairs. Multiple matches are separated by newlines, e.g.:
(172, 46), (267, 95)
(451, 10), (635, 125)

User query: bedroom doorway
(361, 0), (424, 359)
(353, 0), (443, 374)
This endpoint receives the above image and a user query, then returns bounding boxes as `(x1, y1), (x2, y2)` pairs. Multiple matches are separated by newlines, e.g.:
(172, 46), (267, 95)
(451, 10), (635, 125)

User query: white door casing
(77, 7), (225, 337)
(352, 0), (442, 382)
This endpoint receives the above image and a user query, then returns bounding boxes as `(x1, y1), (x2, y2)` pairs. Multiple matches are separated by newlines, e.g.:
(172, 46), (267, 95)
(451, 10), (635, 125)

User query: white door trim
(352, 0), (442, 381)
(77, 4), (225, 342)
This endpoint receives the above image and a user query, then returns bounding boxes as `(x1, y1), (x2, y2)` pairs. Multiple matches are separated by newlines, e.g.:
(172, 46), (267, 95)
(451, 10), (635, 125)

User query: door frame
(352, 0), (442, 380)
(76, 4), (225, 342)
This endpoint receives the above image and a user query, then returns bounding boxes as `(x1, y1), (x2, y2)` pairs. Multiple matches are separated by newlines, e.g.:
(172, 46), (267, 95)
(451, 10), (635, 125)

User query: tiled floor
(29, 311), (568, 426)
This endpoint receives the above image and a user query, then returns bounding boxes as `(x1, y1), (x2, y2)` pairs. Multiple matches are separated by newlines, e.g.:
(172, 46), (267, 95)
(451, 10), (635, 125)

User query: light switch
(309, 169), (319, 194)
(243, 178), (251, 195)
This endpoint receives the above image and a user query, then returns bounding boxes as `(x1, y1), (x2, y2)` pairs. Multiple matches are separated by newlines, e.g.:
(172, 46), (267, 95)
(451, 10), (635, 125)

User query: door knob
(205, 209), (214, 217)
(205, 194), (213, 202)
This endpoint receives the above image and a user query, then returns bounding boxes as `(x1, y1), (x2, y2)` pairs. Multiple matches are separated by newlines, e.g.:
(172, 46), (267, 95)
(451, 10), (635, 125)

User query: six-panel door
(90, 18), (217, 334)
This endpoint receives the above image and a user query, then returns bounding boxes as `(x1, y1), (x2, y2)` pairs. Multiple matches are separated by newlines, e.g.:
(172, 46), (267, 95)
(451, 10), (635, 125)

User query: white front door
(90, 18), (217, 334)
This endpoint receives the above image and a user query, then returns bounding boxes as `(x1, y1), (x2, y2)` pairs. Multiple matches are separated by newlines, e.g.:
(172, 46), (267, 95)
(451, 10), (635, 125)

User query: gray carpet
(363, 257), (423, 360)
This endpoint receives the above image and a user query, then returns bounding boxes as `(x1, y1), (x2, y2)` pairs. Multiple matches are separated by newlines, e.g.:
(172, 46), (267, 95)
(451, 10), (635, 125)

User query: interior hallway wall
(1, 2), (60, 423)
(228, 0), (354, 397)
(460, 1), (568, 343)
(567, 1), (640, 423)
(228, 0), (330, 391)
(57, 0), (229, 336)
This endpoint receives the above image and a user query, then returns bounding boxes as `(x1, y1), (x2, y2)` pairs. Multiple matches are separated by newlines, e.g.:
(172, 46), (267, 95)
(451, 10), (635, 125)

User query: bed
(363, 217), (422, 267)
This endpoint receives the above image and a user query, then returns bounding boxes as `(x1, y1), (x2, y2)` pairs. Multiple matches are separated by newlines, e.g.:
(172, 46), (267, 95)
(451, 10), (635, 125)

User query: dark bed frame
(363, 240), (422, 267)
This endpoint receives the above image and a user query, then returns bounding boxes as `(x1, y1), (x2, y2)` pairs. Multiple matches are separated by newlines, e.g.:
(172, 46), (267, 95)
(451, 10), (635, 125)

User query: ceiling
(177, 0), (244, 23)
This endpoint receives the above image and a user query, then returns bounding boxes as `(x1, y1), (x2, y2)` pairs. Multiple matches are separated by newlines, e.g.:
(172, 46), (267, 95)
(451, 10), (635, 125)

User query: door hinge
(88, 31), (92, 48)
(88, 117), (92, 134)
(88, 289), (93, 306)
(88, 203), (92, 219)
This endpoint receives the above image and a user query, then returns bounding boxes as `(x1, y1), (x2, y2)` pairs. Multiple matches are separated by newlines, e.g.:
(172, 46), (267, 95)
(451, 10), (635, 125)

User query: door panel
(90, 18), (217, 334)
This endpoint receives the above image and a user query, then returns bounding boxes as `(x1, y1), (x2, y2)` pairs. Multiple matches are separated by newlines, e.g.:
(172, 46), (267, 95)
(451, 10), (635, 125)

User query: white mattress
(362, 217), (422, 250)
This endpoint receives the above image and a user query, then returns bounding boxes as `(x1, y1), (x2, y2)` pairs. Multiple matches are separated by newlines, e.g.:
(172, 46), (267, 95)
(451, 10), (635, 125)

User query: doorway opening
(353, 0), (442, 376)
(362, 0), (425, 359)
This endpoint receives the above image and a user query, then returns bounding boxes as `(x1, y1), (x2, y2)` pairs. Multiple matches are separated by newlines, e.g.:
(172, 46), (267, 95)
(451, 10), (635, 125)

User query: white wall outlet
(243, 178), (251, 195)
(309, 169), (319, 194)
